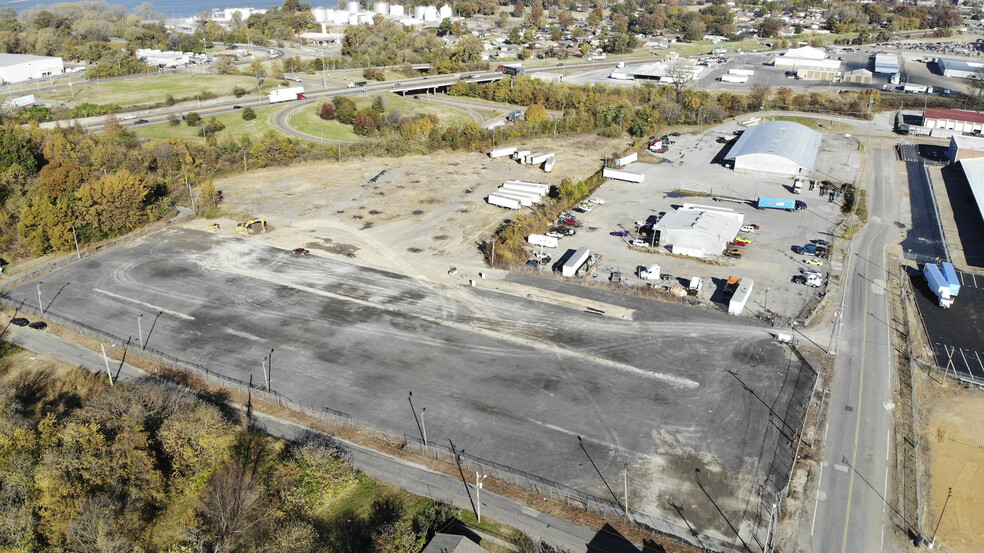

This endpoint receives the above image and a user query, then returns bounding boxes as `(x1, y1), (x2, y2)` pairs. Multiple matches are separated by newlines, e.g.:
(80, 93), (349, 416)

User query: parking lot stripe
(93, 288), (195, 320)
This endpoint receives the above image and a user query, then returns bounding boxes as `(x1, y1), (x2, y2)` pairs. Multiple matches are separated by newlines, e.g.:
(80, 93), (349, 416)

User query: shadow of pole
(577, 435), (624, 512)
(667, 498), (706, 549)
(725, 370), (800, 444)
(694, 468), (753, 553)
(44, 282), (69, 313)
(144, 311), (163, 350)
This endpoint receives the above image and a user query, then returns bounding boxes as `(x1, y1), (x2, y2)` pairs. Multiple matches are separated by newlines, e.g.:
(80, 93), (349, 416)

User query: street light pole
(138, 313), (144, 350)
(36, 282), (43, 314)
(476, 472), (487, 522)
(420, 407), (428, 449)
(623, 463), (629, 519)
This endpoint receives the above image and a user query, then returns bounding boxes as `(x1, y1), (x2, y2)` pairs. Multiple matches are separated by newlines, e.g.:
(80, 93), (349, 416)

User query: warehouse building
(773, 46), (839, 70)
(959, 158), (984, 224)
(938, 57), (983, 79)
(947, 134), (984, 164)
(873, 51), (900, 74)
(923, 108), (984, 134)
(654, 204), (744, 258)
(796, 66), (838, 80)
(609, 60), (702, 83)
(842, 68), (872, 84)
(0, 53), (64, 84)
(724, 121), (822, 176)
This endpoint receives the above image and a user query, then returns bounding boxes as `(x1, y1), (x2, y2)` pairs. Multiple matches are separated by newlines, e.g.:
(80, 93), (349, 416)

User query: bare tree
(197, 448), (268, 553)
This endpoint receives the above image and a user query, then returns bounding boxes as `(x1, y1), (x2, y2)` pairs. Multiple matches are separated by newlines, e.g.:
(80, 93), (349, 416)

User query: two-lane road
(811, 147), (903, 552)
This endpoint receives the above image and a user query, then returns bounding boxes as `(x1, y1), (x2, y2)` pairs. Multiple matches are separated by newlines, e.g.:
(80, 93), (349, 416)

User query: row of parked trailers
(486, 180), (551, 210)
(488, 146), (556, 172)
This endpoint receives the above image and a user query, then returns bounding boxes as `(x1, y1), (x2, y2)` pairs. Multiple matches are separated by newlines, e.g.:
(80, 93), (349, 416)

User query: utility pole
(36, 281), (43, 314)
(420, 407), (428, 449)
(138, 313), (144, 350)
(623, 463), (630, 519)
(71, 225), (81, 260)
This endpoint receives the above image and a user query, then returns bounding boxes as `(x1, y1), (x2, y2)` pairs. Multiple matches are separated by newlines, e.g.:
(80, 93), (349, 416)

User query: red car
(562, 219), (578, 226)
(292, 248), (310, 255)
(731, 239), (750, 247)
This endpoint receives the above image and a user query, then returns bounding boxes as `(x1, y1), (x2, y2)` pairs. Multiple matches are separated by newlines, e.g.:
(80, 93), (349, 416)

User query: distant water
(0, 0), (284, 19)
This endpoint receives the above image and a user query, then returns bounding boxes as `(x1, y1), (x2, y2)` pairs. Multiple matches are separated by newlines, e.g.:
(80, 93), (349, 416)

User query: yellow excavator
(235, 219), (266, 232)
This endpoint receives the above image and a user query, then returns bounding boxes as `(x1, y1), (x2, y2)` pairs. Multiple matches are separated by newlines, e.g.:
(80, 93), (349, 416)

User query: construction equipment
(236, 219), (266, 232)
(206, 223), (220, 231)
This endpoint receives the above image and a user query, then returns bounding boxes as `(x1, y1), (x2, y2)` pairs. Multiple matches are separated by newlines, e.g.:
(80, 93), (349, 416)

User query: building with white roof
(948, 134), (984, 164)
(0, 53), (64, 84)
(957, 157), (984, 224)
(653, 204), (745, 258)
(772, 46), (840, 70)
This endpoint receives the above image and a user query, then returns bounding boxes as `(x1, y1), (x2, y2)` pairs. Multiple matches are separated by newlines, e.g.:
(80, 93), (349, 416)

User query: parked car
(632, 239), (648, 247)
(804, 259), (824, 267)
(725, 248), (743, 259)
(731, 238), (751, 247)
(28, 321), (47, 330)
(669, 132), (681, 137)
(545, 231), (563, 239)
(812, 239), (831, 246)
(610, 230), (629, 237)
(740, 224), (759, 232)
(10, 318), (28, 327)
(292, 248), (310, 255)
(562, 219), (578, 226)
(587, 198), (605, 204)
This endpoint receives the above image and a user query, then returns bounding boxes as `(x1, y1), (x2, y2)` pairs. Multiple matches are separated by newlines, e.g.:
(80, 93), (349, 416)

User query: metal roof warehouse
(724, 121), (822, 176)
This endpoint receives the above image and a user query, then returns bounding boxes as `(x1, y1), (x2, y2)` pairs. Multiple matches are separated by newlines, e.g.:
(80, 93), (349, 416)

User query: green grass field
(769, 115), (857, 133)
(42, 74), (279, 108)
(132, 104), (280, 141)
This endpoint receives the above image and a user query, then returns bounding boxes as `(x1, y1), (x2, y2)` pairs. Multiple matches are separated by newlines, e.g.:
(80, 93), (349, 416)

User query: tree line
(0, 354), (455, 552)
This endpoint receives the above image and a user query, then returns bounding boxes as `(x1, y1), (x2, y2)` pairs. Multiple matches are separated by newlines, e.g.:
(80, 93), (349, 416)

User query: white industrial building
(947, 134), (984, 164)
(210, 7), (267, 22)
(653, 203), (745, 258)
(724, 121), (822, 176)
(609, 61), (702, 83)
(937, 57), (984, 79)
(772, 46), (839, 70)
(922, 108), (984, 134)
(311, 1), (450, 28)
(135, 49), (208, 68)
(0, 53), (64, 84)
(958, 158), (984, 224)
(872, 51), (900, 74)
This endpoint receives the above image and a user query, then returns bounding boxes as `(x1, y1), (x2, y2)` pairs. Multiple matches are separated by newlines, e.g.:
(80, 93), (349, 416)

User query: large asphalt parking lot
(5, 228), (815, 544)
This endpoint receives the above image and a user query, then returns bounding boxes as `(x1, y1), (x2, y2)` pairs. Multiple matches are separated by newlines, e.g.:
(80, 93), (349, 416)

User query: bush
(232, 86), (247, 98)
(164, 94), (176, 106)
(241, 107), (257, 120)
(185, 112), (202, 126)
(167, 113), (180, 126)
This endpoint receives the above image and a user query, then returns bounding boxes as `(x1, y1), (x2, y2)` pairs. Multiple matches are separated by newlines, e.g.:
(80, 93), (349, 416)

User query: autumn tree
(318, 102), (337, 120)
(76, 170), (150, 236)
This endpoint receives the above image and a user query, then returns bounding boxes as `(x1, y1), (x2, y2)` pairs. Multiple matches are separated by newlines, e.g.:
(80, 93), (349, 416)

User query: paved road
(810, 148), (904, 552)
(0, 324), (643, 553)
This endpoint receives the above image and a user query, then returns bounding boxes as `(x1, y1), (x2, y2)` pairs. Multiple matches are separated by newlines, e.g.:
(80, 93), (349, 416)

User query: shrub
(241, 107), (257, 120)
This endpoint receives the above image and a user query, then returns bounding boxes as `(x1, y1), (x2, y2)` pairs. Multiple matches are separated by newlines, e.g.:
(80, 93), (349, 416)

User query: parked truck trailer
(924, 263), (955, 308)
(757, 197), (806, 211)
(941, 262), (960, 296)
(603, 168), (645, 183)
(269, 86), (306, 103)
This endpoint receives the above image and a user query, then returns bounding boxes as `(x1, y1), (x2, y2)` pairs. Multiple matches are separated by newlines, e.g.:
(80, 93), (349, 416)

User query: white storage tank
(389, 3), (404, 16)
(347, 1), (360, 13)
(439, 4), (452, 18)
(413, 5), (426, 18)
(424, 5), (438, 20)
(312, 6), (328, 21)
(374, 1), (389, 14)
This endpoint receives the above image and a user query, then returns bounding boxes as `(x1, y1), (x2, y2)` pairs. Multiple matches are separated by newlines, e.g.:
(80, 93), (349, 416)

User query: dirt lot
(207, 134), (626, 281)
(919, 375), (984, 553)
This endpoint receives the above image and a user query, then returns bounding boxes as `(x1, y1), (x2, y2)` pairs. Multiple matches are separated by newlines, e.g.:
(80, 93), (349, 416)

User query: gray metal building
(725, 121), (822, 176)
